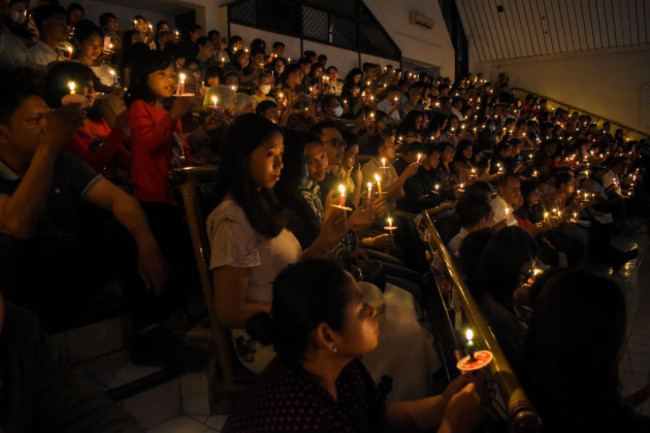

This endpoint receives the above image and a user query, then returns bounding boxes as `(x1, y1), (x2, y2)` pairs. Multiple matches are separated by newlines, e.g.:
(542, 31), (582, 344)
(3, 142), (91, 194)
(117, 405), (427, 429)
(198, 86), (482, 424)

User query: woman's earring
(331, 344), (338, 353)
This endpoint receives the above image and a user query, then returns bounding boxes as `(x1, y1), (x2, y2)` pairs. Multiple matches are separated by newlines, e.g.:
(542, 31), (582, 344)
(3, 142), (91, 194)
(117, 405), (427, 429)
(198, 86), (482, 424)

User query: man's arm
(0, 105), (84, 239)
(84, 178), (168, 293)
(385, 163), (418, 202)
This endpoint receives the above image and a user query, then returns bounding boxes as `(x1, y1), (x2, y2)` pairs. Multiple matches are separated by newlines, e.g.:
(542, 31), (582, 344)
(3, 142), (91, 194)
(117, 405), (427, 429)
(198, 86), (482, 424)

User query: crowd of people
(1, 0), (650, 432)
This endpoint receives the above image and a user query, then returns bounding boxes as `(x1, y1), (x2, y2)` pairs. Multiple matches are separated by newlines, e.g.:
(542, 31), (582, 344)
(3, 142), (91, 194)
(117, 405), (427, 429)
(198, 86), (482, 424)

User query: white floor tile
(123, 379), (182, 429)
(67, 317), (123, 363)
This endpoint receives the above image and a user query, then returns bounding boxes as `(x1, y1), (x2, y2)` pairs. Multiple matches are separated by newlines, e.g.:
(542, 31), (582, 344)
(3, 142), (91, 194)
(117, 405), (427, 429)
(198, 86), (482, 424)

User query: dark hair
(456, 193), (492, 228)
(363, 134), (386, 157)
(401, 110), (424, 132)
(208, 29), (220, 38)
(66, 2), (84, 15)
(118, 42), (150, 78)
(522, 270), (627, 431)
(196, 36), (210, 47)
(466, 181), (493, 200)
(72, 19), (103, 50)
(304, 50), (316, 58)
(272, 41), (285, 49)
(205, 65), (221, 83)
(274, 130), (321, 248)
(0, 76), (41, 125)
(255, 100), (277, 114)
(125, 50), (174, 107)
(32, 5), (66, 34)
(309, 62), (323, 77)
(345, 68), (362, 83)
(497, 173), (518, 190)
(453, 139), (473, 164)
(121, 30), (140, 54)
(472, 226), (537, 307)
(155, 21), (170, 34)
(282, 63), (301, 85)
(458, 228), (495, 281)
(213, 114), (286, 237)
(317, 54), (327, 61)
(271, 260), (350, 363)
(99, 12), (116, 29)
(43, 61), (96, 109)
(554, 172), (572, 189)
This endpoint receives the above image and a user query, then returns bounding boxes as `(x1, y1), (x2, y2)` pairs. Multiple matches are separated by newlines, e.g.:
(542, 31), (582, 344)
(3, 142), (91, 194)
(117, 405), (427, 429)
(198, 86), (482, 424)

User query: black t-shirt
(0, 152), (102, 238)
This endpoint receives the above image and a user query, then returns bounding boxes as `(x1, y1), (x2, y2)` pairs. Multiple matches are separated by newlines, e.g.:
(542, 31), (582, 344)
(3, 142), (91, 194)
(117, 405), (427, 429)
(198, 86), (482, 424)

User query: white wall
(230, 23), (396, 78)
(481, 48), (650, 135)
(363, 0), (455, 78)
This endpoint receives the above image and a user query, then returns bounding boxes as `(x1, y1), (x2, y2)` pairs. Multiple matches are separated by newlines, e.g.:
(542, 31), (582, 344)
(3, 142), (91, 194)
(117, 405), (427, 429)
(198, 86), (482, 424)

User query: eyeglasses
(324, 138), (346, 149)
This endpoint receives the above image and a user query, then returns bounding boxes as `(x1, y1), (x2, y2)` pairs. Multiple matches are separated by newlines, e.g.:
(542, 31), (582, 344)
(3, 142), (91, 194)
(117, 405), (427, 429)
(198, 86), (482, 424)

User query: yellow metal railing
(513, 87), (648, 141)
(421, 210), (541, 433)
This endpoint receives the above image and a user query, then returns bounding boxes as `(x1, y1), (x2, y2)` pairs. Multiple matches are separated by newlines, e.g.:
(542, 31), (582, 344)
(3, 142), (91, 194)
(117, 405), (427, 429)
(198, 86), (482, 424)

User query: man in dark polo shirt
(0, 83), (205, 370)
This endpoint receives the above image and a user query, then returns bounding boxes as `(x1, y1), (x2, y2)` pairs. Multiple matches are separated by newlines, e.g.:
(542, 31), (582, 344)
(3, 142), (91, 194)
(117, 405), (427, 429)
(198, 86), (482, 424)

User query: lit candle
(381, 158), (386, 168)
(505, 207), (510, 216)
(435, 184), (440, 192)
(370, 112), (375, 119)
(544, 212), (549, 223)
(343, 99), (348, 105)
(68, 81), (76, 95)
(109, 69), (117, 86)
(417, 153), (422, 164)
(67, 46), (73, 60)
(374, 173), (382, 196)
(175, 30), (180, 37)
(278, 92), (284, 100)
(466, 329), (476, 360)
(387, 217), (393, 230)
(367, 182), (372, 202)
(532, 170), (538, 177)
(133, 19), (137, 26)
(211, 96), (218, 108)
(230, 85), (236, 92)
(338, 184), (347, 207)
(178, 73), (186, 95)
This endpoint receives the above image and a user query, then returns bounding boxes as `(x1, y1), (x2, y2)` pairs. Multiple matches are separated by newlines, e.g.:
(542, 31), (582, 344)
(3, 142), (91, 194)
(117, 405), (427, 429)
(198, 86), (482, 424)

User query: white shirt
(90, 63), (118, 87)
(448, 227), (469, 258)
(451, 107), (465, 121)
(0, 25), (32, 70)
(377, 99), (401, 122)
(491, 194), (517, 226)
(29, 40), (64, 71)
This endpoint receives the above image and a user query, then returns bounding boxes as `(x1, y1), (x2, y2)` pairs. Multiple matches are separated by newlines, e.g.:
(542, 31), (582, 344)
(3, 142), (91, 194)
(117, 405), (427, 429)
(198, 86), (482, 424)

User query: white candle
(211, 96), (218, 108)
(179, 73), (186, 94)
(68, 81), (76, 95)
(367, 182), (372, 202)
(381, 158), (386, 168)
(417, 153), (422, 164)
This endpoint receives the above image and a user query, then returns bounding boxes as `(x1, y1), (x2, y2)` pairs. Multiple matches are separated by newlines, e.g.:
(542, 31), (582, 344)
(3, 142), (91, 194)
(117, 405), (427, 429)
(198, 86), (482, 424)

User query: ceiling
(455, 0), (650, 62)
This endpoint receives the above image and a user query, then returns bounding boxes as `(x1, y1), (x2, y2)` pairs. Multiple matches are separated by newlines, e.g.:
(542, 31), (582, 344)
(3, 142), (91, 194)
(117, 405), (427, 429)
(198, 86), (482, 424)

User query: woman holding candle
(208, 115), (347, 373)
(71, 20), (118, 89)
(251, 71), (275, 104)
(222, 260), (490, 433)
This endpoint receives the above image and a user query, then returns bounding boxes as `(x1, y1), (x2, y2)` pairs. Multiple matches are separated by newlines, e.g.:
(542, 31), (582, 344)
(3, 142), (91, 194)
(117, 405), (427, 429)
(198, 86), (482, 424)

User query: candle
(374, 173), (382, 196)
(287, 57), (291, 63)
(381, 158), (386, 168)
(148, 23), (153, 32)
(505, 207), (510, 216)
(211, 96), (218, 108)
(387, 217), (393, 230)
(175, 30), (180, 37)
(68, 81), (76, 95)
(230, 85), (236, 92)
(338, 184), (347, 207)
(133, 19), (137, 26)
(221, 56), (225, 63)
(435, 184), (440, 192)
(109, 69), (117, 86)
(466, 329), (476, 360)
(544, 212), (549, 223)
(67, 46), (73, 60)
(343, 99), (347, 105)
(278, 92), (284, 100)
(179, 73), (186, 94)
(417, 153), (422, 164)
(367, 182), (372, 202)
(532, 170), (538, 177)
(370, 112), (375, 119)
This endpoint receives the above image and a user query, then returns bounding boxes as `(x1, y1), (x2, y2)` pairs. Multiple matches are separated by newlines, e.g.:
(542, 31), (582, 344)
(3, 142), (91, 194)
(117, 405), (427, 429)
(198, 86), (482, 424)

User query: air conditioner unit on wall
(409, 12), (434, 30)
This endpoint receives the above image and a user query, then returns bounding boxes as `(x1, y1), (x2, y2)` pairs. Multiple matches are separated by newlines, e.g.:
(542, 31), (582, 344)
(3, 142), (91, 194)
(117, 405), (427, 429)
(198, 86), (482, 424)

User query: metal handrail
(421, 210), (541, 433)
(512, 87), (648, 140)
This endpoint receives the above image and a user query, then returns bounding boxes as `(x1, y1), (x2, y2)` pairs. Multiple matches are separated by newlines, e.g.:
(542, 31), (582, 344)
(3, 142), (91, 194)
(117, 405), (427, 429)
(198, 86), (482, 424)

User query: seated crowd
(0, 0), (649, 432)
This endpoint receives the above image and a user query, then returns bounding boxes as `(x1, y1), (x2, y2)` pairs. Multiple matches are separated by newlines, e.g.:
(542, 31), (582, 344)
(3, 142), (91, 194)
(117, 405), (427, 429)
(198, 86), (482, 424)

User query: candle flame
(466, 329), (474, 341)
(68, 81), (76, 94)
(179, 73), (186, 83)
(338, 184), (346, 195)
(374, 173), (380, 182)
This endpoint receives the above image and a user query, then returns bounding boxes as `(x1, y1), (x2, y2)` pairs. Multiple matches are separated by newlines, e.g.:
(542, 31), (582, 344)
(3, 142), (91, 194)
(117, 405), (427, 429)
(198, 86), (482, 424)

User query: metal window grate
(230, 0), (257, 25)
(331, 15), (356, 50)
(302, 5), (329, 41)
(305, 0), (356, 17)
